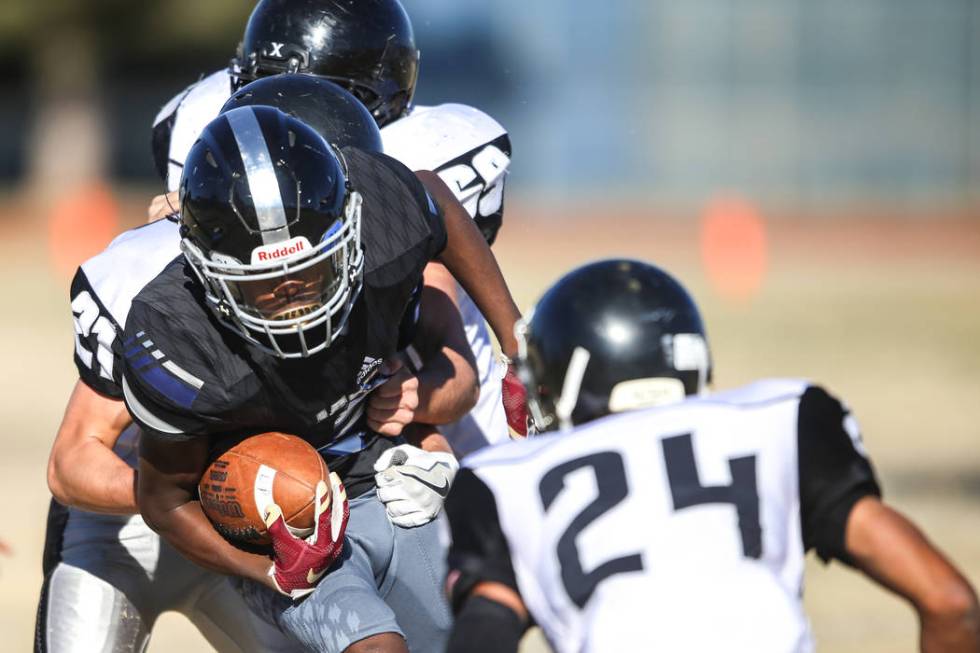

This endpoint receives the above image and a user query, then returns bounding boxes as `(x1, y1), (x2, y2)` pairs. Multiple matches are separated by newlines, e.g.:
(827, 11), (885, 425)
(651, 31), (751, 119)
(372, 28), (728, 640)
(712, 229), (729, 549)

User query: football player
(128, 107), (522, 653)
(445, 259), (980, 653)
(37, 82), (475, 653)
(152, 0), (526, 456)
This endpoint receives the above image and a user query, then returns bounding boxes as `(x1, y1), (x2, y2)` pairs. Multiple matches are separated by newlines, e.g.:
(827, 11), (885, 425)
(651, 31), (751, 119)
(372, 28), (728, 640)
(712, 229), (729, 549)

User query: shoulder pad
(122, 274), (238, 438)
(382, 103), (509, 172)
(79, 219), (182, 326)
(165, 69), (234, 191)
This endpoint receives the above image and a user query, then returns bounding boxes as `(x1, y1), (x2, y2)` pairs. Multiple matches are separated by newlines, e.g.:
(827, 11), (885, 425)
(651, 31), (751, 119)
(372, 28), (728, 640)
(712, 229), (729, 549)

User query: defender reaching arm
(47, 382), (136, 513)
(416, 170), (522, 359)
(846, 498), (980, 653)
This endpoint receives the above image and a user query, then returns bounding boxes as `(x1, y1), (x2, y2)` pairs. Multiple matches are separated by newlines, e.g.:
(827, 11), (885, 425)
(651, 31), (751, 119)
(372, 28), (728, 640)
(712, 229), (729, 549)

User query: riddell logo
(251, 237), (312, 264)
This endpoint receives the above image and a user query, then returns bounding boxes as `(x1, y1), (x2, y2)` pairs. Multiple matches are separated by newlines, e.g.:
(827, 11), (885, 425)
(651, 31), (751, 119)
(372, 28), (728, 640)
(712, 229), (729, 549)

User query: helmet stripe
(555, 346), (592, 430)
(225, 107), (290, 244)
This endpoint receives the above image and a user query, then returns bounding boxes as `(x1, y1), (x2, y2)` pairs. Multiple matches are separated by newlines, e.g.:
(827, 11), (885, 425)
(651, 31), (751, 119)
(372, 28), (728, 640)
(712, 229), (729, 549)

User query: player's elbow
(919, 576), (980, 625)
(46, 452), (71, 506)
(135, 480), (171, 535)
(46, 440), (78, 507)
(137, 497), (168, 535)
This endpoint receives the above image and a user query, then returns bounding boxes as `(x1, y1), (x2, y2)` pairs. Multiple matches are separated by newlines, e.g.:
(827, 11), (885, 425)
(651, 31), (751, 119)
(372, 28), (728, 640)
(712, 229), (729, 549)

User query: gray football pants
(40, 509), (300, 653)
(237, 492), (453, 653)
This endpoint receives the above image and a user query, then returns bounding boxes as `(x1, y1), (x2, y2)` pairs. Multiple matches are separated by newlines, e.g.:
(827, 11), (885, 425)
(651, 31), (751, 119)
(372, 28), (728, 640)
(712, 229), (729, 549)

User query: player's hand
(374, 444), (458, 528)
(147, 191), (179, 223)
(502, 363), (529, 438)
(264, 472), (349, 600)
(367, 358), (419, 437)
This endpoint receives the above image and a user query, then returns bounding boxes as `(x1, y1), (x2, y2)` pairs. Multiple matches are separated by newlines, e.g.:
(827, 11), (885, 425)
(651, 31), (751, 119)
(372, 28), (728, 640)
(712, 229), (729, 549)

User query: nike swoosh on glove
(264, 472), (349, 600)
(502, 363), (529, 438)
(373, 444), (459, 528)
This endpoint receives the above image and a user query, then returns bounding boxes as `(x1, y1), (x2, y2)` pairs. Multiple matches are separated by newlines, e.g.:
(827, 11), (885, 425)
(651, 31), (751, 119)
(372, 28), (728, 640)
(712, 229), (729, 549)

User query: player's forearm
(48, 439), (137, 514)
(142, 499), (273, 586)
(845, 498), (980, 652)
(920, 605), (980, 653)
(917, 576), (980, 652)
(417, 171), (521, 358)
(48, 381), (136, 513)
(415, 348), (479, 425)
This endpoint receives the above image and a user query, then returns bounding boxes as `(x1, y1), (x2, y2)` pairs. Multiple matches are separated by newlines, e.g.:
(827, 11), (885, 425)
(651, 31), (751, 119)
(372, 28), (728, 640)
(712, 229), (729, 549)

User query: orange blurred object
(700, 196), (768, 303)
(46, 183), (120, 279)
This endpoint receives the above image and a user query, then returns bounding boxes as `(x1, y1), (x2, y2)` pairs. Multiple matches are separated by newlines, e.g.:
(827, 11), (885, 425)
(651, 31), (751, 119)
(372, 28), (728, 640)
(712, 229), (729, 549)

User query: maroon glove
(264, 473), (349, 600)
(501, 363), (529, 438)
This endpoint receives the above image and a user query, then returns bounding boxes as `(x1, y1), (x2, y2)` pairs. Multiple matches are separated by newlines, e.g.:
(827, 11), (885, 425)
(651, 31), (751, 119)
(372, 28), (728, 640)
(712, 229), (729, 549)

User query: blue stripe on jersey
(122, 331), (146, 348)
(128, 353), (154, 370)
(139, 365), (200, 409)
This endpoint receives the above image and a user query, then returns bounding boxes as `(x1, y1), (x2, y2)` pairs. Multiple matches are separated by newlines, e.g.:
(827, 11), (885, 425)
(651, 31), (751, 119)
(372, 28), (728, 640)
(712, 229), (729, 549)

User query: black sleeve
(396, 280), (424, 351)
(798, 385), (882, 564)
(445, 468), (520, 611)
(367, 149), (448, 259)
(120, 302), (212, 442)
(70, 268), (124, 398)
(446, 596), (525, 653)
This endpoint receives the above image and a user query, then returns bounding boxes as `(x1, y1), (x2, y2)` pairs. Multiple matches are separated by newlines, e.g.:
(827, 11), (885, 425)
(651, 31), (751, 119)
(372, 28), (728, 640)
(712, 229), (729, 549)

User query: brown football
(198, 432), (328, 547)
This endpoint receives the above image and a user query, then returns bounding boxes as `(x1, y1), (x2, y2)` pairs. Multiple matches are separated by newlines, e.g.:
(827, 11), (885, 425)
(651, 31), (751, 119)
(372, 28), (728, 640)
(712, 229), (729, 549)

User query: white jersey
(70, 218), (182, 465)
(147, 73), (512, 455)
(153, 69), (236, 193)
(446, 379), (882, 653)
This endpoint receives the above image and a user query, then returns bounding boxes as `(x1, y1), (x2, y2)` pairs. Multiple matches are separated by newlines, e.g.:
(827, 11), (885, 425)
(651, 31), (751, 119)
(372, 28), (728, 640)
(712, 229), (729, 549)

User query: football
(198, 432), (328, 546)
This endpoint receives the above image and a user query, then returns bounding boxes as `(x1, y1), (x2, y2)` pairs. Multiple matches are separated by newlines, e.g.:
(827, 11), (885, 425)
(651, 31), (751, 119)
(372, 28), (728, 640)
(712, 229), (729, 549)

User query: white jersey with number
(447, 379), (882, 653)
(150, 71), (512, 455)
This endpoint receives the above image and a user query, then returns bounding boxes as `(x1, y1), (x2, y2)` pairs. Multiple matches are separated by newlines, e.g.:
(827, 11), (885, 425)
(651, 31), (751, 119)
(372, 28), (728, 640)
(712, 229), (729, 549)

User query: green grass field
(1, 202), (977, 651)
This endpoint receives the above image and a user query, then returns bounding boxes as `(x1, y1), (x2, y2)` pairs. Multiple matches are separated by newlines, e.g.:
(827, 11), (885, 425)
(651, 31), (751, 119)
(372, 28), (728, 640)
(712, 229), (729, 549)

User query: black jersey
(445, 380), (881, 652)
(121, 148), (446, 497)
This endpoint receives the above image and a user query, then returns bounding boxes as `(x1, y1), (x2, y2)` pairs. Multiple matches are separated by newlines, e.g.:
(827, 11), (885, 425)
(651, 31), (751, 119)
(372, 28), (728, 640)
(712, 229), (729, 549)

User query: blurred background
(0, 1), (977, 651)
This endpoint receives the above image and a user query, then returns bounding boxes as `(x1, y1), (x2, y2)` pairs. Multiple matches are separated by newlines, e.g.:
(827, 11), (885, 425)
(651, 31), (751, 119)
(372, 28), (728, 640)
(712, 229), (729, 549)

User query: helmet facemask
(516, 314), (593, 435)
(182, 191), (364, 359)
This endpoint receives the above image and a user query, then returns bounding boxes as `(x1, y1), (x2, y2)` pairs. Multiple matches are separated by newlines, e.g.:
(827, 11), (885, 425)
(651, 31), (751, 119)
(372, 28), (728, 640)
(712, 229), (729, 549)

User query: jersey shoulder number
(382, 104), (512, 224)
(71, 270), (121, 396)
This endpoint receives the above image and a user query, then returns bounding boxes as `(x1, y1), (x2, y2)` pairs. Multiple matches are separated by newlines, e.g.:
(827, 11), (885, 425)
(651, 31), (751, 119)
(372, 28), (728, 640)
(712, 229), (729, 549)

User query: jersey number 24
(539, 433), (762, 608)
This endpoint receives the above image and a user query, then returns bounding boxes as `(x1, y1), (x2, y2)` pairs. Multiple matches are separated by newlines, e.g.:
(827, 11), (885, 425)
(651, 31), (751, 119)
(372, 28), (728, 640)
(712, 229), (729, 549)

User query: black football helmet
(235, 0), (420, 127)
(221, 74), (383, 153)
(517, 259), (712, 432)
(179, 106), (364, 358)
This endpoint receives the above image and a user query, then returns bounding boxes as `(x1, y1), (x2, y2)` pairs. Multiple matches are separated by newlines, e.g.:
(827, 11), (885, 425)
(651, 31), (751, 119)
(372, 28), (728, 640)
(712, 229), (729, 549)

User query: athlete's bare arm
(138, 434), (275, 588)
(415, 170), (521, 359)
(47, 381), (137, 514)
(367, 263), (478, 438)
(845, 496), (980, 652)
(413, 263), (479, 423)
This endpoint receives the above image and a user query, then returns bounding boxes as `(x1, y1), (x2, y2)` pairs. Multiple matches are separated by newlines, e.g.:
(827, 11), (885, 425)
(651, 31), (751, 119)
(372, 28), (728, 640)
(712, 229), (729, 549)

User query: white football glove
(373, 444), (459, 528)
